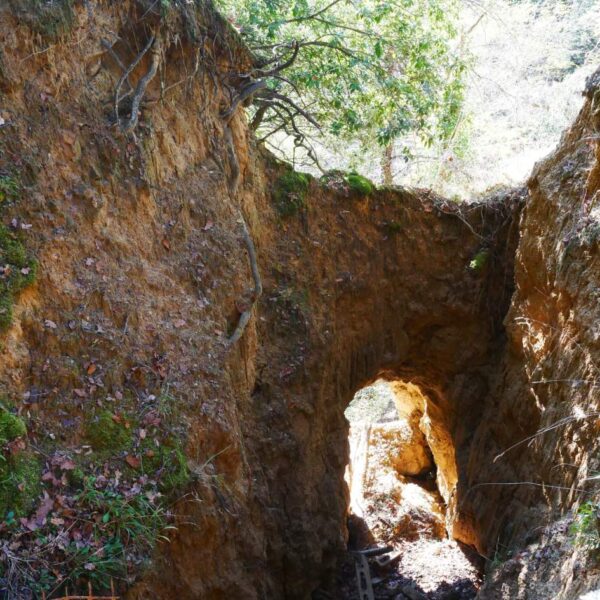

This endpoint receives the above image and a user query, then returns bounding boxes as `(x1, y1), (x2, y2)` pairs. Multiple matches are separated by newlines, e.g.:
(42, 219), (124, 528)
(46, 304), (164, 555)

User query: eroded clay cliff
(0, 2), (598, 599)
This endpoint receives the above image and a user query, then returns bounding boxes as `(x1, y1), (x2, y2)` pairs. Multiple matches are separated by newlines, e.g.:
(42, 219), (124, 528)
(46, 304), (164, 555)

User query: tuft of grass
(272, 171), (310, 217)
(59, 476), (173, 591)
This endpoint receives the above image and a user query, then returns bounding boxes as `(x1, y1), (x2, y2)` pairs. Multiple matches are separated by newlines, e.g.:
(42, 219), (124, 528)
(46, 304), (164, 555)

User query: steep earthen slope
(467, 70), (600, 600)
(0, 3), (598, 599)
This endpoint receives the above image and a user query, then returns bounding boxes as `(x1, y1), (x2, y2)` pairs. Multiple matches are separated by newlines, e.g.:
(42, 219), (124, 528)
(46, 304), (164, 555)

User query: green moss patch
(320, 170), (376, 197)
(0, 224), (37, 331)
(0, 408), (41, 518)
(9, 0), (75, 40)
(85, 411), (134, 453)
(141, 443), (190, 492)
(0, 410), (26, 443)
(0, 452), (41, 518)
(273, 171), (310, 217)
(345, 172), (375, 196)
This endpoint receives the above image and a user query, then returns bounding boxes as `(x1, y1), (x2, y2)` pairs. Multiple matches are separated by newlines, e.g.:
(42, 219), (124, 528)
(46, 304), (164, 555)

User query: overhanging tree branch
(278, 0), (346, 25)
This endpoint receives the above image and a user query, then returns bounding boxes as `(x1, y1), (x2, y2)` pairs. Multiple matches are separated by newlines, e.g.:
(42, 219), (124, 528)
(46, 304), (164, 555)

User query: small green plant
(570, 500), (600, 551)
(345, 172), (375, 196)
(272, 171), (310, 217)
(469, 248), (489, 272)
(384, 220), (403, 235)
(0, 175), (20, 204)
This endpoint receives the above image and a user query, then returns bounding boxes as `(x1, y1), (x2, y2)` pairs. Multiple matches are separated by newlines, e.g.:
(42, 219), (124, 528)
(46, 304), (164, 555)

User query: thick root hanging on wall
(227, 213), (262, 348)
(114, 32), (161, 133)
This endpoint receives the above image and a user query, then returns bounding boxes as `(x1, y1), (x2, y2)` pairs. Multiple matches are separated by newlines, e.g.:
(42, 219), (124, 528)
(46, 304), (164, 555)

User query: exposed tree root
(221, 80), (267, 124)
(224, 123), (241, 196)
(227, 213), (263, 348)
(114, 33), (160, 133)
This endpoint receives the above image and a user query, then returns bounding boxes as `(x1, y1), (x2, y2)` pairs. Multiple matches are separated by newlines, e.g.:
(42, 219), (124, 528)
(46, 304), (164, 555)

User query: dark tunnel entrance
(324, 378), (484, 600)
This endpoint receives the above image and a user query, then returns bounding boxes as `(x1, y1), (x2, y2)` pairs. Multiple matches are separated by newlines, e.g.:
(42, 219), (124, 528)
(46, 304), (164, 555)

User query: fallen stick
(356, 546), (393, 557)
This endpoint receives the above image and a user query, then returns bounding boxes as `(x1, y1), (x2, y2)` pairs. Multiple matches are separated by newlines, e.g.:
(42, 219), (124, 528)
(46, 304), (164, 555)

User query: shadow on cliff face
(317, 379), (484, 599)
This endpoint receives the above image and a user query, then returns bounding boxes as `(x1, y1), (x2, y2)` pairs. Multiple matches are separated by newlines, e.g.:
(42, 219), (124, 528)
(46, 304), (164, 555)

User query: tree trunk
(381, 143), (393, 186)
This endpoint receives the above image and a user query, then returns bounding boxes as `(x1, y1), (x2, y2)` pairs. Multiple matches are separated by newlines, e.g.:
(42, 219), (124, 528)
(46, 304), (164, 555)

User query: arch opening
(335, 378), (484, 599)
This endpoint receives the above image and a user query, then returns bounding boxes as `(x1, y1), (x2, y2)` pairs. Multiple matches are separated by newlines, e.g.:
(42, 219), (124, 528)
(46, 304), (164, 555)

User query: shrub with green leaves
(216, 0), (464, 173)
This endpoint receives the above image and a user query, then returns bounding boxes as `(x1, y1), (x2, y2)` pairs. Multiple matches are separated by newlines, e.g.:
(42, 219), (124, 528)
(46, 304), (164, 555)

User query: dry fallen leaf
(59, 458), (76, 471)
(162, 238), (171, 251)
(125, 454), (141, 469)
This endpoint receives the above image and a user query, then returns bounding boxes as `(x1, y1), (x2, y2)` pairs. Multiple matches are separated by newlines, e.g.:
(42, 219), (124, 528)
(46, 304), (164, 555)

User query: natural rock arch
(230, 182), (524, 598)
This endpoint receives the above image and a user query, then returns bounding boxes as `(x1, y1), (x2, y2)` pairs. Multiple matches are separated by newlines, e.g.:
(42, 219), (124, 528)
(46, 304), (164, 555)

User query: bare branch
(250, 103), (269, 131)
(298, 40), (358, 59)
(255, 89), (321, 129)
(255, 41), (300, 77)
(313, 17), (374, 36)
(278, 0), (346, 25)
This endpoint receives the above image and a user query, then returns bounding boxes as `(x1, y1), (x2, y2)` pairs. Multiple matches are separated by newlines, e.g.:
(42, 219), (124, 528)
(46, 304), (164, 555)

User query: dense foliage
(216, 0), (465, 174)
